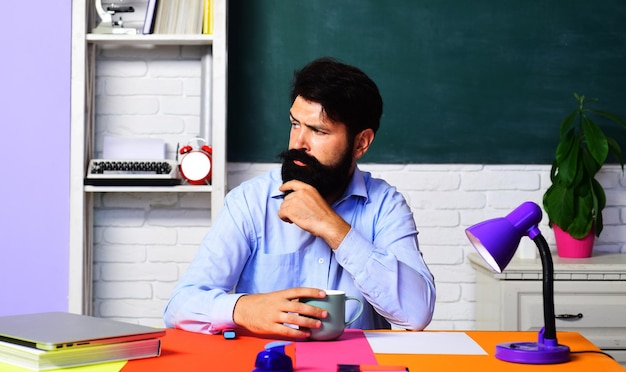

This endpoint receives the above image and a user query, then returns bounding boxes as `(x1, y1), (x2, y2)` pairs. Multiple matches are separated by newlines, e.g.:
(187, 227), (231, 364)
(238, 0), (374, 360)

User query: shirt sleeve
(162, 188), (253, 334)
(332, 188), (436, 330)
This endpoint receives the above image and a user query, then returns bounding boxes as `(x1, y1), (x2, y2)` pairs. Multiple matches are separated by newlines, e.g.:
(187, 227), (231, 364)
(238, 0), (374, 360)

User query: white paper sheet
(364, 332), (488, 355)
(103, 136), (165, 160)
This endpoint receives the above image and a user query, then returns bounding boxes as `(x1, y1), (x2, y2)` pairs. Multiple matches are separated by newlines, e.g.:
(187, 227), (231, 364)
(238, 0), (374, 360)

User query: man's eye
(290, 122), (300, 128)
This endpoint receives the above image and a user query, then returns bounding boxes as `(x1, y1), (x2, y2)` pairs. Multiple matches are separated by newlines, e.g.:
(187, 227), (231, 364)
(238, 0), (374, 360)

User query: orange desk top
(121, 329), (623, 372)
(374, 331), (623, 372)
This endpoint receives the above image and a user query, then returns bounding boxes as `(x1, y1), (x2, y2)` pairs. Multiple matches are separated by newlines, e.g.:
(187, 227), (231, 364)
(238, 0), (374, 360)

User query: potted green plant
(543, 93), (626, 258)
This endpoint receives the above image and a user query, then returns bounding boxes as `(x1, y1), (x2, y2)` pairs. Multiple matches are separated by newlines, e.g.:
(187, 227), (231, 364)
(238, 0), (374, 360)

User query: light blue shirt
(163, 167), (436, 334)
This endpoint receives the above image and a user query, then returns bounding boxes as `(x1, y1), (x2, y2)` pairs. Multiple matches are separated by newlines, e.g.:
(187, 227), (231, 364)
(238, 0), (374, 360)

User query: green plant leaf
(581, 146), (602, 176)
(572, 149), (587, 186)
(559, 110), (578, 136)
(554, 132), (581, 186)
(591, 109), (626, 129)
(543, 182), (575, 229)
(549, 161), (558, 183)
(555, 128), (576, 164)
(567, 213), (594, 238)
(590, 178), (606, 237)
(582, 116), (609, 166)
(566, 187), (594, 238)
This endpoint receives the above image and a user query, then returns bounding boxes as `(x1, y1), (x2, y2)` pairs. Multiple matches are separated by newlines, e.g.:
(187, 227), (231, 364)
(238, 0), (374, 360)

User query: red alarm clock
(178, 138), (212, 185)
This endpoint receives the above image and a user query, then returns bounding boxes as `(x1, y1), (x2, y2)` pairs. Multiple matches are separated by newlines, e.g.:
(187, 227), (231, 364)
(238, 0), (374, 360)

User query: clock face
(180, 151), (212, 184)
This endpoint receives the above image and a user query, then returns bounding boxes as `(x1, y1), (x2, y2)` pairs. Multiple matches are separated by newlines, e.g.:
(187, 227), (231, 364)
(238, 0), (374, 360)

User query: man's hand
(278, 180), (351, 249)
(232, 287), (328, 338)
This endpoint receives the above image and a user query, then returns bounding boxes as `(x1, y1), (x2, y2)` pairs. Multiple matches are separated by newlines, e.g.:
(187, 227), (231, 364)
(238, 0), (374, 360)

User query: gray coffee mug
(301, 289), (364, 341)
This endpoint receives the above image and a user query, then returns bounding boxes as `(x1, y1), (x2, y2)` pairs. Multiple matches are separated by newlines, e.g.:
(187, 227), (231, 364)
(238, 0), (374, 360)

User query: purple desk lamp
(465, 201), (570, 364)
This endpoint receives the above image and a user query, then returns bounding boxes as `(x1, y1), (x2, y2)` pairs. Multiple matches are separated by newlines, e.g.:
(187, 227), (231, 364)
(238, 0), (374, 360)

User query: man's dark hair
(290, 57), (383, 137)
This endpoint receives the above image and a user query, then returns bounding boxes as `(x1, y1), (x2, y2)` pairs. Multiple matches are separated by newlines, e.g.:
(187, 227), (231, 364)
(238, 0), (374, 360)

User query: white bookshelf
(69, 0), (228, 315)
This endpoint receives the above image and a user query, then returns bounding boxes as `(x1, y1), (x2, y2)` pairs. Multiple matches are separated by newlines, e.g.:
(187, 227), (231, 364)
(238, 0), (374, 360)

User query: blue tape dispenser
(252, 341), (293, 372)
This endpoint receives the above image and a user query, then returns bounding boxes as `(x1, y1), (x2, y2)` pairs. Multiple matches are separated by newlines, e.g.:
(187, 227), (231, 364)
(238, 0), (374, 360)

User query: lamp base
(495, 341), (570, 364)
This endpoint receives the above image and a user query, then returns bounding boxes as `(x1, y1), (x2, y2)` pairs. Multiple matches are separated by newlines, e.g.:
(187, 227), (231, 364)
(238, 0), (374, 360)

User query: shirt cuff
(211, 292), (247, 331)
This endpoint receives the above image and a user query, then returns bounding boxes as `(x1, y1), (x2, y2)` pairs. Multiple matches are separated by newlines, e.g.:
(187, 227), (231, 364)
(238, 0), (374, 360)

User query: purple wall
(0, 3), (71, 315)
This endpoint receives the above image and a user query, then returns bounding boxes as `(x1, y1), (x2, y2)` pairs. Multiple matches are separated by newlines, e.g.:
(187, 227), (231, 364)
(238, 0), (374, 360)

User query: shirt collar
(341, 166), (368, 201)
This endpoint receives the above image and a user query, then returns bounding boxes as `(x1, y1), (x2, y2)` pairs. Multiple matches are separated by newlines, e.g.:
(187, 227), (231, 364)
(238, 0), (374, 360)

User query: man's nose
(291, 130), (310, 151)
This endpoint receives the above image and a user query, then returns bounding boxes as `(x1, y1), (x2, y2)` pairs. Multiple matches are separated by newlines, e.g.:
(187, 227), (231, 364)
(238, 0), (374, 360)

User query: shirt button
(318, 258), (325, 264)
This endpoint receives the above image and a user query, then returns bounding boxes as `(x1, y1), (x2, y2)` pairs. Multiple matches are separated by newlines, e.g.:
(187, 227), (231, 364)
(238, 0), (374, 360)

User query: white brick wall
(91, 163), (626, 329)
(94, 45), (207, 159)
(92, 49), (626, 329)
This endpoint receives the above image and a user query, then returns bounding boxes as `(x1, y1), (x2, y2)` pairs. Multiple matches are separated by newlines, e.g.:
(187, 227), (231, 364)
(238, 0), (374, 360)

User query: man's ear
(353, 129), (375, 160)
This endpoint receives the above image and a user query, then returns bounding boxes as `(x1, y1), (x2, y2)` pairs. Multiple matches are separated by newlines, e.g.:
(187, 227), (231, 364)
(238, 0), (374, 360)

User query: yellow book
(202, 0), (213, 34)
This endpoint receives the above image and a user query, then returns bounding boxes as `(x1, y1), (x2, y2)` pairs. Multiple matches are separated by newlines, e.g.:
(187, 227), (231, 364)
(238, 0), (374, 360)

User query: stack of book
(0, 338), (161, 370)
(92, 0), (213, 35)
(0, 312), (164, 371)
(148, 0), (213, 35)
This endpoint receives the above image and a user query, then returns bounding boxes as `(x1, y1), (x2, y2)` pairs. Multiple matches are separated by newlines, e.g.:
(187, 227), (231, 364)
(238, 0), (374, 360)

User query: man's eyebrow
(289, 111), (328, 131)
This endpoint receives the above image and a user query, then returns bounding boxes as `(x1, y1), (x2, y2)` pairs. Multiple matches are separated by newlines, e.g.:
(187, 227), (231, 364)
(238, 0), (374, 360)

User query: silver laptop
(0, 312), (166, 351)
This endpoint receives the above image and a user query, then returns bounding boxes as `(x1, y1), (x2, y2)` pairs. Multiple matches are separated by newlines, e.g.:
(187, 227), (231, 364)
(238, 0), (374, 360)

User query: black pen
(337, 364), (409, 371)
(279, 190), (294, 198)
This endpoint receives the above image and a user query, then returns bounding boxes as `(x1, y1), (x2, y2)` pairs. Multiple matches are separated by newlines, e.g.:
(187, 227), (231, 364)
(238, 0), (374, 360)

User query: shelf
(84, 185), (213, 193)
(70, 0), (227, 316)
(86, 33), (214, 46)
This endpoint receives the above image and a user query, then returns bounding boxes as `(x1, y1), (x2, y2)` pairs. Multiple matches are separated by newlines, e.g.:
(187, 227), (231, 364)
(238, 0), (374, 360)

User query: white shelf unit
(69, 1), (228, 315)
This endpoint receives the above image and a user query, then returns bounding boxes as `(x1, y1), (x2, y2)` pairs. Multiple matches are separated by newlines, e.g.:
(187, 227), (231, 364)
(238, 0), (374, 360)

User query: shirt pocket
(236, 250), (299, 293)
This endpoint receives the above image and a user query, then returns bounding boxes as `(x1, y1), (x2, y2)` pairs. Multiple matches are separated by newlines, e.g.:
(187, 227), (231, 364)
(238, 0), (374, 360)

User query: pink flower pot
(553, 224), (594, 258)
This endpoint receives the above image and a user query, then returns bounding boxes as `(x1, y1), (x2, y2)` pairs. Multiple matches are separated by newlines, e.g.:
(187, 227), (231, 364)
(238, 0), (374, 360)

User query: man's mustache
(277, 149), (322, 167)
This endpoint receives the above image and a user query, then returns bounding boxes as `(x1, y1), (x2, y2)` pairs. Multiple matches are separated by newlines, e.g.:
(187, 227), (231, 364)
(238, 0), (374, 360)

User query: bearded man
(164, 57), (436, 338)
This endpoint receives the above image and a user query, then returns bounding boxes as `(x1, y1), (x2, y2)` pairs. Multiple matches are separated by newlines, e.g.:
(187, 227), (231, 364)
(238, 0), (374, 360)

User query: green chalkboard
(227, 1), (626, 164)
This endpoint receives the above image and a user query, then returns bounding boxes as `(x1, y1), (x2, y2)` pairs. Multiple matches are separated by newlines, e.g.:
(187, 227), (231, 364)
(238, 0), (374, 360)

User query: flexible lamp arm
(533, 233), (557, 341)
(526, 219), (557, 341)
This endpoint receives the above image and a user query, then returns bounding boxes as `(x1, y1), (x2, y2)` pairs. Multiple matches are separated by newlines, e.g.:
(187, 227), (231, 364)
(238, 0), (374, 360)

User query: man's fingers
(282, 287), (326, 300)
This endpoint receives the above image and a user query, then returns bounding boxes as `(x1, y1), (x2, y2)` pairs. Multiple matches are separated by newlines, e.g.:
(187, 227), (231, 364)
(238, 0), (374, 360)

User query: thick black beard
(278, 147), (354, 199)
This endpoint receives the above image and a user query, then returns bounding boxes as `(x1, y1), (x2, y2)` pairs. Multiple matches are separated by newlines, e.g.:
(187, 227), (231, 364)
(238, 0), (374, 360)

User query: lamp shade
(465, 202), (542, 273)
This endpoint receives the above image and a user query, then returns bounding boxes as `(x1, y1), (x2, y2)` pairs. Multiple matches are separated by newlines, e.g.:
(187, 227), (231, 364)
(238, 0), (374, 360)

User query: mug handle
(344, 296), (364, 327)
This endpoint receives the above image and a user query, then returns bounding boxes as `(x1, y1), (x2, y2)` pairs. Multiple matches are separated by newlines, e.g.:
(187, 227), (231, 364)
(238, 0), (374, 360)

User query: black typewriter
(84, 159), (181, 186)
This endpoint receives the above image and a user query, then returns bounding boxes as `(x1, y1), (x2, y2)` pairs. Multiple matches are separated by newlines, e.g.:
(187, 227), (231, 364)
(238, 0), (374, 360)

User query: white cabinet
(69, 1), (227, 315)
(470, 252), (626, 366)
